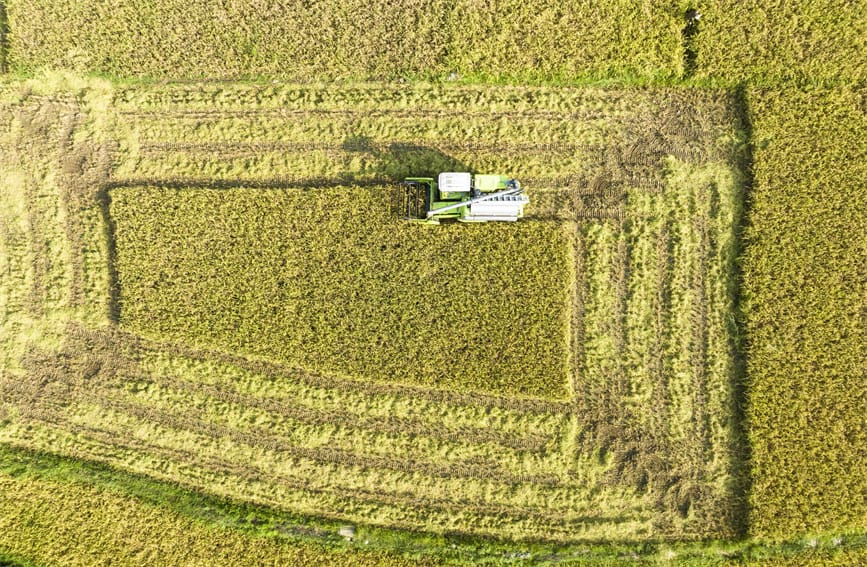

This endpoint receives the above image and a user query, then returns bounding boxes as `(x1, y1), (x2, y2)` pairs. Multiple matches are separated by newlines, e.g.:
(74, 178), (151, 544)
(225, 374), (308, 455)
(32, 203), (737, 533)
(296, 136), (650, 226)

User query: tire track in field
(161, 378), (552, 454)
(103, 328), (575, 416)
(30, 322), (563, 453)
(650, 222), (673, 441)
(5, 398), (635, 533)
(174, 343), (575, 416)
(137, 140), (592, 156)
(87, 394), (563, 487)
(22, 352), (556, 461)
(117, 107), (617, 122)
(13, 329), (559, 463)
(63, 323), (572, 434)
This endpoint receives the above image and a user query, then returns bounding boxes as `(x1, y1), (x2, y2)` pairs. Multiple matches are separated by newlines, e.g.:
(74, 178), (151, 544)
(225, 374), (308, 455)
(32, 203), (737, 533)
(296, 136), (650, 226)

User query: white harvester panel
(466, 193), (530, 221)
(438, 172), (472, 193)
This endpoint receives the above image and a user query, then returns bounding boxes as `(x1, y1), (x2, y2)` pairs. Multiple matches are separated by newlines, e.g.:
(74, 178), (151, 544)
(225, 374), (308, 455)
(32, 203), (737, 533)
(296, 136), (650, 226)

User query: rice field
(742, 86), (867, 538)
(0, 468), (432, 567)
(694, 2), (867, 84)
(2, 4), (864, 560)
(4, 0), (684, 81)
(0, 76), (747, 548)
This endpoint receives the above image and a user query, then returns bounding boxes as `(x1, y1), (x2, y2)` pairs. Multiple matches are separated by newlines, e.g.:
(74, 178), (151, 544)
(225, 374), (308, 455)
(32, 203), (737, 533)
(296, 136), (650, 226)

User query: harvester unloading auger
(399, 172), (529, 224)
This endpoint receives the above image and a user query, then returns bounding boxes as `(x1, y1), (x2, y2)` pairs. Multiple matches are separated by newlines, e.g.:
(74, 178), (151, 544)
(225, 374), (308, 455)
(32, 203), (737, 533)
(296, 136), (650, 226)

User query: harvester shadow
(95, 186), (122, 324)
(341, 134), (472, 217)
(0, 1), (8, 74)
(726, 85), (755, 539)
(341, 134), (470, 180)
(102, 135), (472, 205)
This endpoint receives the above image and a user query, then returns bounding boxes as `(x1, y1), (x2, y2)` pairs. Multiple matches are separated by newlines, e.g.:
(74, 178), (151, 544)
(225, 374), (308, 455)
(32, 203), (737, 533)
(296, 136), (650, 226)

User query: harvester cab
(399, 172), (529, 224)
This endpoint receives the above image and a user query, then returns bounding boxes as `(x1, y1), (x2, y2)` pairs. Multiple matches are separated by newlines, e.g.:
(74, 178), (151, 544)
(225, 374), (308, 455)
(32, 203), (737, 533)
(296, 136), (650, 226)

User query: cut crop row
(18, 324), (566, 470)
(109, 83), (669, 114)
(77, 319), (576, 421)
(36, 370), (565, 483)
(1, 408), (643, 541)
(569, 156), (745, 538)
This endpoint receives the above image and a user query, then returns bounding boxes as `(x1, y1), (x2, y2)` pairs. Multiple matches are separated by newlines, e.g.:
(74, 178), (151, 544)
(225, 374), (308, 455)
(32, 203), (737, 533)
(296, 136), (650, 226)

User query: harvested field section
(0, 84), (116, 332)
(111, 185), (573, 399)
(0, 85), (117, 391)
(0, 324), (655, 542)
(134, 350), (570, 445)
(109, 84), (740, 225)
(0, 99), (75, 319)
(572, 157), (746, 538)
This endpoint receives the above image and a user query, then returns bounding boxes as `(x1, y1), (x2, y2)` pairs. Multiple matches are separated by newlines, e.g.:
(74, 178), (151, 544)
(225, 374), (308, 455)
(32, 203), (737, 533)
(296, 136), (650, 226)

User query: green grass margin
(0, 554), (36, 567)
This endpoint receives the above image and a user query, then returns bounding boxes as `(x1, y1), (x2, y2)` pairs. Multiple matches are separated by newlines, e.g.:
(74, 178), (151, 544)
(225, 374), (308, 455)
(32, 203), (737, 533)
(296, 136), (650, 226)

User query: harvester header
(399, 173), (529, 224)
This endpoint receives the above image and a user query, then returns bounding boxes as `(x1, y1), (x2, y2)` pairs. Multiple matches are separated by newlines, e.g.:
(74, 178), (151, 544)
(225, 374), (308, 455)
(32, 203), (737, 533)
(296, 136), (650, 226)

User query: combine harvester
(400, 172), (529, 224)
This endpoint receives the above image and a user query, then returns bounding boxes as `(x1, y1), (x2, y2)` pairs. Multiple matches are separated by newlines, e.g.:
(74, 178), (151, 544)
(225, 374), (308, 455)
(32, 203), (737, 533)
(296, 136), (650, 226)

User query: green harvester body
(399, 173), (529, 224)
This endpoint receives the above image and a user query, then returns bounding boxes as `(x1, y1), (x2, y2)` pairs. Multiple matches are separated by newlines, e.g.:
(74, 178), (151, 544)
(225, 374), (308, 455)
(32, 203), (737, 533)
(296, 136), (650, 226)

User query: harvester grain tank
(399, 172), (529, 224)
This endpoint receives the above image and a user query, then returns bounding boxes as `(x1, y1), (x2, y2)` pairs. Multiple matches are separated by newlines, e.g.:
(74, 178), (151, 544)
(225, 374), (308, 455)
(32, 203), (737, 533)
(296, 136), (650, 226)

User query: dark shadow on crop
(102, 176), (390, 191)
(95, 186), (121, 324)
(342, 135), (473, 217)
(0, 553), (29, 567)
(682, 9), (701, 78)
(0, 2), (8, 74)
(105, 136), (471, 193)
(341, 135), (469, 180)
(728, 84), (755, 538)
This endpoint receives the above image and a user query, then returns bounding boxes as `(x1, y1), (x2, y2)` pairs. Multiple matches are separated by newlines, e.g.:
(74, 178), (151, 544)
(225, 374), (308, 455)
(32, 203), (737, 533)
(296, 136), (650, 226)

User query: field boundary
(727, 85), (754, 538)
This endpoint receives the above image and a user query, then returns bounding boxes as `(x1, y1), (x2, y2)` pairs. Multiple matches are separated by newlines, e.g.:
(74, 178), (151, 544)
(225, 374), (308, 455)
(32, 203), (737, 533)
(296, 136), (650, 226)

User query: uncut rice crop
(446, 0), (684, 80)
(110, 185), (573, 400)
(0, 472), (430, 567)
(695, 1), (867, 83)
(742, 86), (867, 538)
(6, 0), (684, 81)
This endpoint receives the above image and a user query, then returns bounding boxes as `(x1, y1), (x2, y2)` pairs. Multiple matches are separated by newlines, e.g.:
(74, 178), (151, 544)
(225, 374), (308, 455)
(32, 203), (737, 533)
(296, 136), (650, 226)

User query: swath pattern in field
(0, 80), (747, 542)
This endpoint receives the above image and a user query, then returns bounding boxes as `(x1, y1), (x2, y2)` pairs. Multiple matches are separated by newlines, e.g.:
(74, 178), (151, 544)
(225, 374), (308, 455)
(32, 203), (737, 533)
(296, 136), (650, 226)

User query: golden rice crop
(110, 185), (573, 399)
(5, 0), (684, 81)
(742, 86), (867, 538)
(0, 471), (432, 567)
(0, 74), (753, 556)
(695, 1), (867, 84)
